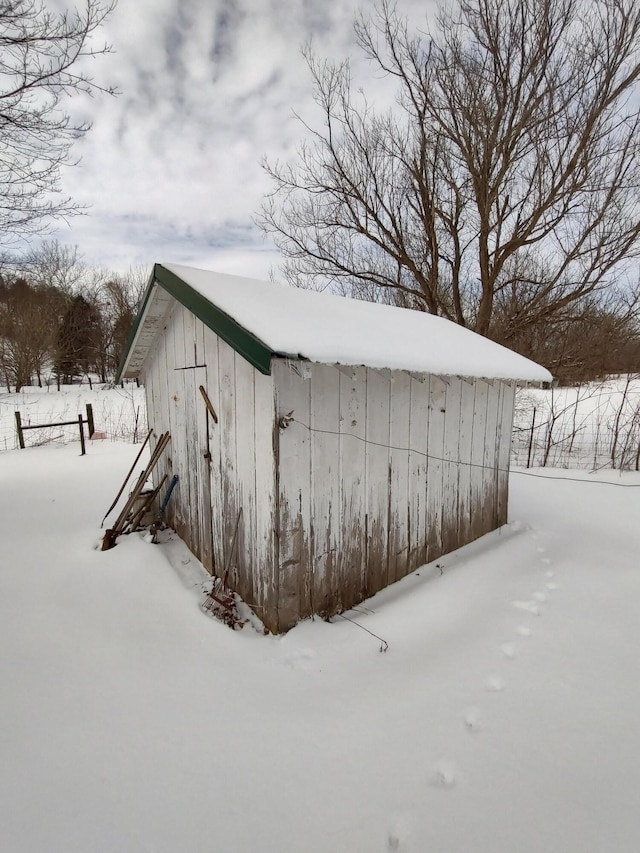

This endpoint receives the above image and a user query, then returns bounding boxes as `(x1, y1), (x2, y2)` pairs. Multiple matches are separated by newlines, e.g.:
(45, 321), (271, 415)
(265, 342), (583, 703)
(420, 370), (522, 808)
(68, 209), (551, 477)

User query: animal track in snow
(532, 591), (547, 603)
(499, 642), (517, 659)
(512, 600), (540, 616)
(536, 546), (546, 554)
(387, 817), (410, 851)
(545, 582), (559, 590)
(516, 625), (532, 637)
(545, 570), (555, 578)
(541, 557), (552, 565)
(484, 675), (506, 692)
(463, 706), (483, 732)
(431, 759), (457, 788)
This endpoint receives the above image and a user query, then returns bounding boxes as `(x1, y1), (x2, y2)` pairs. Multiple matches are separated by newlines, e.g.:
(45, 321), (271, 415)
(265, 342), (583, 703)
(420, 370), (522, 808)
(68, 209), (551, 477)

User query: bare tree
(260, 0), (640, 347)
(0, 0), (116, 248)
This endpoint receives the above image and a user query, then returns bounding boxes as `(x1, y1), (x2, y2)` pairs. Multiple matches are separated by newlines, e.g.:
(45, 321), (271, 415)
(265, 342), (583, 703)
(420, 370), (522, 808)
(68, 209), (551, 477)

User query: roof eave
(115, 264), (276, 383)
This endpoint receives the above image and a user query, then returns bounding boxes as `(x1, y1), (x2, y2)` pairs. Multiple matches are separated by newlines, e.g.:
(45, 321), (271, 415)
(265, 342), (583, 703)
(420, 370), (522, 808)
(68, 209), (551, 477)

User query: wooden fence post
(15, 411), (25, 449)
(78, 414), (86, 456)
(86, 403), (95, 439)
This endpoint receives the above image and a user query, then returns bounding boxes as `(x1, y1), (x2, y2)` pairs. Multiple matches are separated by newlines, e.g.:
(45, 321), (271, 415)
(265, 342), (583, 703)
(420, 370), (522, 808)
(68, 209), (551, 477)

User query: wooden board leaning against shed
(116, 263), (548, 634)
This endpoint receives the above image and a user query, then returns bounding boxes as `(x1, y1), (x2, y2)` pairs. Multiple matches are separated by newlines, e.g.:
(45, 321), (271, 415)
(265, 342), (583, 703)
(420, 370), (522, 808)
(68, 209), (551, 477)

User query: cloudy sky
(48, 0), (433, 279)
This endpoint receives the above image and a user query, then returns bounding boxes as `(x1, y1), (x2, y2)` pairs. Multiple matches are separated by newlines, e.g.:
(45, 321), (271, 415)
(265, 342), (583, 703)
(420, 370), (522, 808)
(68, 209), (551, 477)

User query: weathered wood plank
(441, 377), (462, 556)
(272, 360), (312, 630)
(167, 306), (190, 542)
(233, 351), (257, 605)
(470, 380), (490, 541)
(364, 367), (390, 597)
(217, 337), (239, 590)
(408, 373), (429, 571)
(309, 363), (341, 616)
(202, 326), (224, 578)
(253, 365), (277, 630)
(192, 362), (212, 572)
(338, 365), (367, 611)
(426, 375), (446, 562)
(457, 378), (475, 547)
(388, 371), (411, 584)
(497, 382), (515, 526)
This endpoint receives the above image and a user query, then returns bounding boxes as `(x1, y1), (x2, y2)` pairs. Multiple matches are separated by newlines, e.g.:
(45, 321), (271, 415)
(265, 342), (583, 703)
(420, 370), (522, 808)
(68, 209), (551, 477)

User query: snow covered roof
(118, 263), (552, 383)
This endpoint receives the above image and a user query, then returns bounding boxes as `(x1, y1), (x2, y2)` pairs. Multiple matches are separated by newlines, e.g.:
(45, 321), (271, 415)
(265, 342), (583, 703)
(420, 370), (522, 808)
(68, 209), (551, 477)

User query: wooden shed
(118, 263), (551, 632)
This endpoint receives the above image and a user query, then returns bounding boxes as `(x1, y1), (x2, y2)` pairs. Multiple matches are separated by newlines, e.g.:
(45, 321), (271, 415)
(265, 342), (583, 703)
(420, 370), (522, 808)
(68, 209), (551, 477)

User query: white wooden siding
(140, 303), (278, 628)
(141, 309), (515, 633)
(274, 361), (513, 629)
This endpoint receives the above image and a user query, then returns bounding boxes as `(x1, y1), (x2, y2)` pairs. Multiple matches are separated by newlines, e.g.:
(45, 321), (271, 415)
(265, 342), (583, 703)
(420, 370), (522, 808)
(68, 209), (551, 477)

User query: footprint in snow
(532, 591), (547, 603)
(536, 546), (546, 554)
(463, 706), (483, 733)
(541, 557), (552, 565)
(512, 600), (540, 616)
(516, 625), (532, 637)
(546, 582), (559, 590)
(387, 817), (410, 851)
(499, 642), (517, 659)
(431, 759), (457, 789)
(484, 675), (506, 692)
(545, 570), (555, 578)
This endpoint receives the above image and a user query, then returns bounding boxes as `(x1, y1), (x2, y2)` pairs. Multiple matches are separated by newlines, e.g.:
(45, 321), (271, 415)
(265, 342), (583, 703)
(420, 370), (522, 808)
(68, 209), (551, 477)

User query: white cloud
(46, 0), (435, 277)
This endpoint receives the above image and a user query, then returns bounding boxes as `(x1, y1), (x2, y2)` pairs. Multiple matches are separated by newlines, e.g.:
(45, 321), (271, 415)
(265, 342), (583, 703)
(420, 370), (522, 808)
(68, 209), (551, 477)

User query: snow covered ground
(1, 438), (639, 852)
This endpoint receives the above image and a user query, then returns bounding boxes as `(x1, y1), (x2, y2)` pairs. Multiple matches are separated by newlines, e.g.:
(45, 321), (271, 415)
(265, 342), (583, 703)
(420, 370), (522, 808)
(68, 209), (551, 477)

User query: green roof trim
(116, 263), (275, 382)
(155, 265), (274, 374)
(114, 266), (157, 383)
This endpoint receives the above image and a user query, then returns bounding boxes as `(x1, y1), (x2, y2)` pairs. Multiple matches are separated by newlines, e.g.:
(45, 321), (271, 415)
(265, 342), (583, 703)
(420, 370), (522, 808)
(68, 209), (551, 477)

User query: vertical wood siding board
(476, 379), (487, 538)
(160, 335), (175, 527)
(493, 382), (505, 527)
(481, 381), (500, 533)
(194, 361), (213, 572)
(338, 365), (367, 613)
(442, 378), (462, 555)
(497, 382), (515, 526)
(179, 308), (200, 560)
(233, 353), (258, 606)
(201, 327), (224, 578)
(309, 364), (341, 616)
(179, 309), (200, 562)
(272, 361), (312, 629)
(457, 379), (475, 548)
(388, 371), (411, 584)
(165, 309), (185, 539)
(362, 368), (369, 600)
(185, 366), (202, 562)
(469, 380), (489, 541)
(364, 367), (391, 597)
(217, 338), (238, 591)
(426, 375), (445, 563)
(253, 367), (277, 630)
(408, 374), (429, 570)
(201, 361), (214, 573)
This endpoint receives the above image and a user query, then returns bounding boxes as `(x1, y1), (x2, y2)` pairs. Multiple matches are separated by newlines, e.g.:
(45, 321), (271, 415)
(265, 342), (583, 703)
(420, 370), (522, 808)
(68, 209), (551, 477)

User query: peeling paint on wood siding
(408, 374), (429, 571)
(388, 371), (411, 586)
(457, 378), (475, 547)
(273, 360), (312, 630)
(309, 364), (341, 616)
(497, 382), (515, 526)
(142, 323), (515, 633)
(338, 366), (367, 611)
(364, 368), (391, 598)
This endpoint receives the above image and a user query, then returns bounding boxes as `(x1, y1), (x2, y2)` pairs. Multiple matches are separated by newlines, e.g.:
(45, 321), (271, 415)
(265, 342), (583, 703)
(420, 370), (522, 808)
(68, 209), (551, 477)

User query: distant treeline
(0, 242), (147, 392)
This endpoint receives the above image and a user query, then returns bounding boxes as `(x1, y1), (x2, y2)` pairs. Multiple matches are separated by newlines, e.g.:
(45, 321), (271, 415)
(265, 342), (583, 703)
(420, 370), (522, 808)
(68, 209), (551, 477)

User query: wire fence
(0, 382), (148, 452)
(2, 376), (640, 472)
(511, 376), (640, 471)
